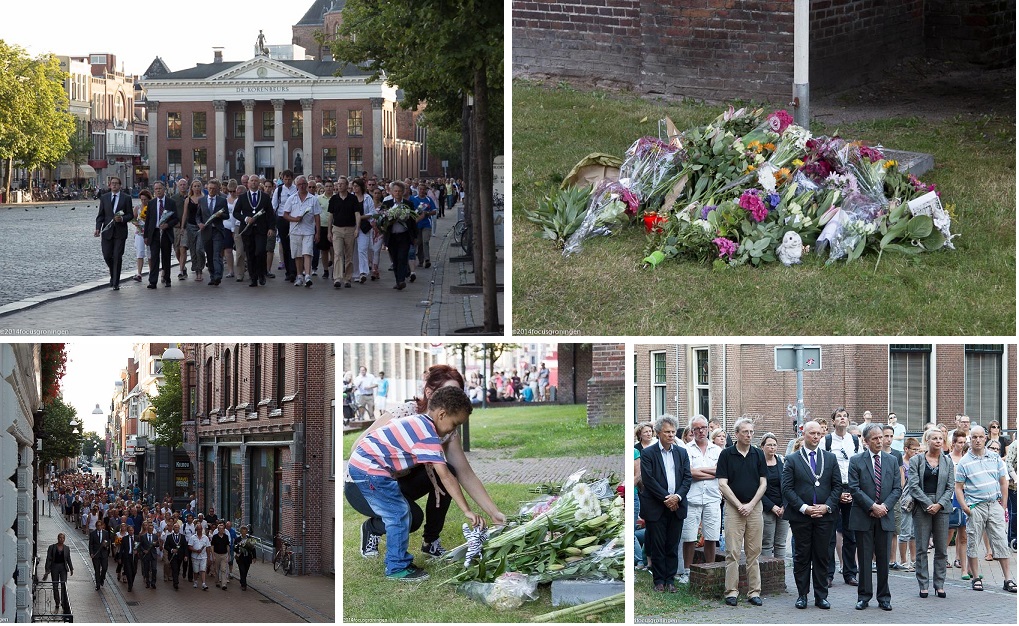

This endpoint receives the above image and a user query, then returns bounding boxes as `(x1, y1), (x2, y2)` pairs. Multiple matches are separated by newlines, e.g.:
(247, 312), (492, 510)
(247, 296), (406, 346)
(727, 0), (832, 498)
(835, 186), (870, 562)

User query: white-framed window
(151, 358), (163, 376)
(889, 344), (931, 432)
(330, 399), (336, 478)
(965, 344), (1003, 424)
(692, 347), (710, 418)
(651, 351), (667, 420)
(632, 351), (639, 423)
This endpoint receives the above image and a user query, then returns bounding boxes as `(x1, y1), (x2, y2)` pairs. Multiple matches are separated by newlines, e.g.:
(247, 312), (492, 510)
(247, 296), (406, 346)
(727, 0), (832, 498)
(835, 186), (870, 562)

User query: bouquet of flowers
(157, 209), (176, 228)
(133, 206), (147, 233)
(204, 208), (226, 225)
(239, 208), (266, 236)
(101, 210), (126, 233)
(375, 203), (416, 232)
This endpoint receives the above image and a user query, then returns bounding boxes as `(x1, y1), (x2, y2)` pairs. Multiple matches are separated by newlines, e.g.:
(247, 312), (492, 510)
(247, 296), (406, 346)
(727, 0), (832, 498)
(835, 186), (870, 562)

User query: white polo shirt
(684, 439), (722, 505)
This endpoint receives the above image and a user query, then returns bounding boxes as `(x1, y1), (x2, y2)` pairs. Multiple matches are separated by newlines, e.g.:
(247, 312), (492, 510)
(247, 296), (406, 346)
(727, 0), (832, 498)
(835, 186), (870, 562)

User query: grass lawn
(342, 482), (625, 622)
(343, 403), (621, 459)
(634, 567), (713, 618)
(511, 80), (1016, 336)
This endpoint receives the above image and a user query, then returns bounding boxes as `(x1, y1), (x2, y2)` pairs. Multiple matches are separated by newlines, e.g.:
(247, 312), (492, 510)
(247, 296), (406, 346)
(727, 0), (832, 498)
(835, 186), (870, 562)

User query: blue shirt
(378, 378), (389, 398)
(955, 450), (1007, 506)
(411, 194), (437, 230)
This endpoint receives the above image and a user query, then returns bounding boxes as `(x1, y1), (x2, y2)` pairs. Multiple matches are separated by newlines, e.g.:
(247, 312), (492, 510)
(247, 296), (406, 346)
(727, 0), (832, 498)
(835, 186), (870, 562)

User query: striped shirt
(955, 450), (1007, 506)
(348, 414), (446, 477)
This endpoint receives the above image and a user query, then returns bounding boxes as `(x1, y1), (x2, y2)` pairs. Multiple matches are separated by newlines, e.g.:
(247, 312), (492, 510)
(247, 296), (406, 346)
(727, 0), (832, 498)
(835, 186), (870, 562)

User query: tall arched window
(253, 344), (262, 405)
(233, 344), (240, 408)
(204, 357), (213, 416)
(223, 348), (232, 411)
(275, 344), (286, 407)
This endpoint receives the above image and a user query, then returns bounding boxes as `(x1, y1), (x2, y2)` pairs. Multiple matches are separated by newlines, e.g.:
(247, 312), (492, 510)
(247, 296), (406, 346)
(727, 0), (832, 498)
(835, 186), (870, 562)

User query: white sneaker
(294, 275), (305, 286)
(193, 582), (198, 588)
(676, 572), (690, 584)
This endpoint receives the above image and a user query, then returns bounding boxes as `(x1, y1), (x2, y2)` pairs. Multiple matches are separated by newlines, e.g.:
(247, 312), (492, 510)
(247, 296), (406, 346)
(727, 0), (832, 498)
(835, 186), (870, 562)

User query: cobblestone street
(0, 203), (502, 335)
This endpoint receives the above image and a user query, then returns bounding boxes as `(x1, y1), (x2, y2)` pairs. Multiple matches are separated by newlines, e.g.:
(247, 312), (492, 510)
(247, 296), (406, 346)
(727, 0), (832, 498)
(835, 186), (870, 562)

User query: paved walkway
(463, 449), (621, 484)
(0, 205), (502, 336)
(638, 547), (1018, 624)
(35, 506), (334, 622)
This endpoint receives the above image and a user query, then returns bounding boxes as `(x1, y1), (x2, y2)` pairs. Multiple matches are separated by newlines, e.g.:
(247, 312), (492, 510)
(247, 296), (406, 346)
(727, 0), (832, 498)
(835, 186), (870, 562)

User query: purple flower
(701, 205), (717, 220)
(767, 193), (781, 208)
(713, 237), (737, 260)
(738, 190), (769, 223)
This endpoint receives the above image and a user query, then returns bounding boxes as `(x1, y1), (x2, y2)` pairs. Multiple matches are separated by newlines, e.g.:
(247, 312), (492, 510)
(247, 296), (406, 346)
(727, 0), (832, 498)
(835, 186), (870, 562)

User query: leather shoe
(147, 284), (157, 289)
(845, 577), (859, 586)
(815, 598), (831, 609)
(666, 584), (677, 593)
(724, 596), (738, 606)
(855, 600), (868, 610)
(878, 601), (892, 611)
(795, 596), (807, 609)
(749, 596), (762, 606)
(654, 583), (665, 593)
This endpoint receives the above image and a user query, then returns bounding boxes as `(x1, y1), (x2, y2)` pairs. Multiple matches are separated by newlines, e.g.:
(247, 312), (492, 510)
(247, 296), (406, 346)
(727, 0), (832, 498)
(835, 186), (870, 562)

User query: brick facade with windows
(180, 343), (334, 575)
(513, 1), (1009, 101)
(587, 343), (625, 426)
(634, 344), (1016, 451)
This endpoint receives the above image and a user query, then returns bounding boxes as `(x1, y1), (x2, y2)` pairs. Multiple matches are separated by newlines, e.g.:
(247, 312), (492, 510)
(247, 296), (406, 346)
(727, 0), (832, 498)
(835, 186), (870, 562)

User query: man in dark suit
(639, 414), (692, 593)
(848, 424), (901, 611)
(43, 533), (73, 615)
(163, 521), (186, 590)
(198, 178), (229, 285)
(137, 521), (160, 589)
(89, 518), (112, 590)
(93, 176), (134, 290)
(233, 176), (275, 287)
(144, 181), (179, 288)
(119, 523), (138, 591)
(782, 421), (843, 609)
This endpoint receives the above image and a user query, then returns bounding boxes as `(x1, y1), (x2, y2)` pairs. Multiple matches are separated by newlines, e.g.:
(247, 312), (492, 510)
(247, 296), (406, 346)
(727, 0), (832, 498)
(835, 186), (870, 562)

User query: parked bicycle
(272, 533), (294, 575)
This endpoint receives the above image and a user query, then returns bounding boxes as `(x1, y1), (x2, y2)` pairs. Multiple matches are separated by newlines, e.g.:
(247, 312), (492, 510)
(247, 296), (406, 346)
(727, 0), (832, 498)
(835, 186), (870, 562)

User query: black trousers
(148, 232), (173, 285)
(121, 555), (136, 589)
(790, 518), (834, 600)
(49, 565), (70, 615)
(169, 554), (183, 587)
(237, 553), (252, 588)
(242, 233), (267, 282)
(645, 514), (683, 586)
(387, 230), (412, 284)
(92, 554), (108, 587)
(275, 216), (296, 279)
(141, 555), (156, 586)
(344, 464), (454, 544)
(856, 522), (891, 603)
(828, 500), (858, 581)
(101, 236), (126, 286)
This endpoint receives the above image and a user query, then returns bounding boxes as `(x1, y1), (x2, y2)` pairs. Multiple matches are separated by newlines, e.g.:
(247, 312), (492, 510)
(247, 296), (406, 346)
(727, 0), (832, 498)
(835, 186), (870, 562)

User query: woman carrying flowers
(132, 189), (151, 282)
(377, 181), (418, 290)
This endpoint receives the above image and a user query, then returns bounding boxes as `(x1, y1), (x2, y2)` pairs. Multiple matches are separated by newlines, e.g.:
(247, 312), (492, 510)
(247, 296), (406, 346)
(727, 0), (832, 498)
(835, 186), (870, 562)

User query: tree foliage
(0, 42), (76, 193)
(81, 431), (104, 461)
(150, 359), (183, 450)
(39, 397), (83, 468)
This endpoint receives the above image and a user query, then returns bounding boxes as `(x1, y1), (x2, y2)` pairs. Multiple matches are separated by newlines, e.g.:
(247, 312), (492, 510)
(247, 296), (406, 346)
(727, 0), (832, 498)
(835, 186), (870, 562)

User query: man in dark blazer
(162, 521), (187, 590)
(89, 518), (112, 590)
(198, 178), (229, 286)
(43, 533), (73, 615)
(233, 176), (275, 287)
(848, 424), (901, 611)
(639, 414), (692, 593)
(137, 521), (160, 589)
(119, 522), (138, 591)
(93, 176), (134, 290)
(144, 181), (179, 288)
(782, 421), (843, 609)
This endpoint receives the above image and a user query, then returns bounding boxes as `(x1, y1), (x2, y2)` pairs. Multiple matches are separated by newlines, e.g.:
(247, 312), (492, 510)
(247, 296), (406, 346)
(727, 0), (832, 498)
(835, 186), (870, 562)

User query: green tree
(149, 359), (183, 449)
(327, 0), (502, 331)
(80, 431), (104, 461)
(38, 397), (83, 468)
(66, 118), (93, 182)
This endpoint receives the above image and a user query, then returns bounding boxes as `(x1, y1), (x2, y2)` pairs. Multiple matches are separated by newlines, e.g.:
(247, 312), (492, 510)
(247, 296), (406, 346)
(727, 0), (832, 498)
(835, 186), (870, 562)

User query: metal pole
(795, 344), (805, 436)
(793, 0), (810, 127)
(460, 348), (470, 452)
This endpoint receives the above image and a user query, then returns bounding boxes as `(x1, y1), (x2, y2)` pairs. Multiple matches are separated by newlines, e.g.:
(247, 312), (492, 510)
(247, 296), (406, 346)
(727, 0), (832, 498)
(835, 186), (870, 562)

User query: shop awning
(57, 163), (97, 179)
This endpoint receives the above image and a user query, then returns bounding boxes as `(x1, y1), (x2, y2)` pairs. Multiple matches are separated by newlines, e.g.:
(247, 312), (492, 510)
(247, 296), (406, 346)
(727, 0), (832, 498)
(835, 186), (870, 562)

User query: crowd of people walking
(635, 411), (1017, 610)
(94, 171), (463, 292)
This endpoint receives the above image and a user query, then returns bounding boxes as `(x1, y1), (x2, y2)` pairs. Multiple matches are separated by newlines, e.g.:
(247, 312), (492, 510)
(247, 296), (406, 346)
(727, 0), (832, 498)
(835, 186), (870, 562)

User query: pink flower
(768, 110), (794, 134)
(738, 190), (769, 222)
(713, 237), (737, 260)
(858, 144), (884, 162)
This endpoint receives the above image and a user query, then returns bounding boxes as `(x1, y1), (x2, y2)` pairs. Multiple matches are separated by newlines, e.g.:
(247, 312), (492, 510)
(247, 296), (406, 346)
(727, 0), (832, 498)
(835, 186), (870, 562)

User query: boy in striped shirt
(348, 386), (484, 581)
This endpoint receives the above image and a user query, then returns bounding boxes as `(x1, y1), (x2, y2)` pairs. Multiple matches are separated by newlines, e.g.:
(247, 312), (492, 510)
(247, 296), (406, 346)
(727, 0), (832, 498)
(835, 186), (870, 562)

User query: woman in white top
(222, 179), (240, 278)
(354, 178), (376, 283)
(313, 181), (333, 279)
(133, 189), (152, 281)
(188, 525), (212, 590)
(368, 187), (385, 280)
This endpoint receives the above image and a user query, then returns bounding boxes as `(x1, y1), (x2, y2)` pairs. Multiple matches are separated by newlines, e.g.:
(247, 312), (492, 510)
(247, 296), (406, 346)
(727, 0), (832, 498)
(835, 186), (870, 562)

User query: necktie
(112, 194), (117, 208)
(252, 192), (257, 205)
(809, 450), (818, 504)
(873, 453), (882, 500)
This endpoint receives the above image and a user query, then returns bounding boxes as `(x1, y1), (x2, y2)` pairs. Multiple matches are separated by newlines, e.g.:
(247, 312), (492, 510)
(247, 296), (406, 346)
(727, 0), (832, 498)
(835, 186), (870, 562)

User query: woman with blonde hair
(634, 422), (656, 450)
(908, 428), (954, 598)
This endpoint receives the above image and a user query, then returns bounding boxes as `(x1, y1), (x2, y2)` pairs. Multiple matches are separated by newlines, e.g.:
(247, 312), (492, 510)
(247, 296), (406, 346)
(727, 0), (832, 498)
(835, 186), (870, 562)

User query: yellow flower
(763, 142), (776, 152)
(746, 165), (756, 172)
(747, 140), (762, 153)
(883, 160), (898, 169)
(792, 158), (804, 167)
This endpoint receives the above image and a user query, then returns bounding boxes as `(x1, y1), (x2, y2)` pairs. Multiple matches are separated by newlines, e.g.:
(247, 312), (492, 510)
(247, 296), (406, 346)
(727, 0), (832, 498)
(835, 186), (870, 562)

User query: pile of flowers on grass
(438, 471), (623, 607)
(531, 106), (956, 269)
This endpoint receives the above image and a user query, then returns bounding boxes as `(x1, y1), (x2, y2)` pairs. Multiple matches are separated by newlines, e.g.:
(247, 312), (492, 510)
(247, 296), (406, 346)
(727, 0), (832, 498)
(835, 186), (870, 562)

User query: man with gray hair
(716, 417), (768, 606)
(639, 414), (692, 593)
(954, 425), (1015, 593)
(681, 414), (721, 585)
(282, 175), (321, 287)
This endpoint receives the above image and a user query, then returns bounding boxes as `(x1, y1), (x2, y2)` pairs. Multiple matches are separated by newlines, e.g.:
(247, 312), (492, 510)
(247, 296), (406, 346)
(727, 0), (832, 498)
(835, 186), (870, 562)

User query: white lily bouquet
(239, 208), (266, 235)
(157, 209), (176, 227)
(101, 210), (125, 233)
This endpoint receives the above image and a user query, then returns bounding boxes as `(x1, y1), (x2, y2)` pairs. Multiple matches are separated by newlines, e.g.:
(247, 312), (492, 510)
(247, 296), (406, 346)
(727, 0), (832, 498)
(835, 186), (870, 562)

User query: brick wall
(513, 1), (943, 101)
(935, 344), (966, 418)
(690, 556), (786, 598)
(587, 343), (625, 426)
(633, 344), (679, 425)
(557, 343), (593, 404)
(926, 0), (1015, 67)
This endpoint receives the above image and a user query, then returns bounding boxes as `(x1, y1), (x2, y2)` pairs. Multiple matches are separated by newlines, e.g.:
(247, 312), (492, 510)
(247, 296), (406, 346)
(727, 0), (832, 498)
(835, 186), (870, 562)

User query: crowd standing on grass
(635, 411), (1018, 610)
(95, 172), (464, 292)
(45, 470), (259, 596)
